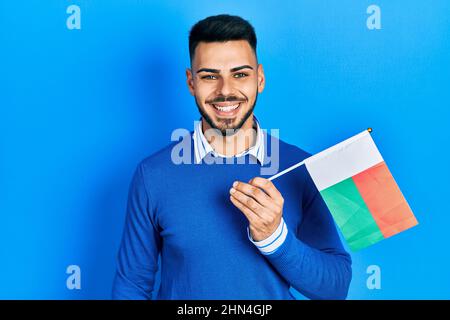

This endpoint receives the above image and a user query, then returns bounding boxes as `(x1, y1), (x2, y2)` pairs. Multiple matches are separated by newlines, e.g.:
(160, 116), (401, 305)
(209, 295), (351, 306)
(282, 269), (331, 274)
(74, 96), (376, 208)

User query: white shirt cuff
(247, 217), (288, 255)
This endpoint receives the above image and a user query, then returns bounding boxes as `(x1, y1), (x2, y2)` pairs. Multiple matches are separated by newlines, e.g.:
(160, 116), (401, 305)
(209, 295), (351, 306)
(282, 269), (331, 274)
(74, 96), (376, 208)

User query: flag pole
(267, 127), (373, 182)
(268, 159), (305, 181)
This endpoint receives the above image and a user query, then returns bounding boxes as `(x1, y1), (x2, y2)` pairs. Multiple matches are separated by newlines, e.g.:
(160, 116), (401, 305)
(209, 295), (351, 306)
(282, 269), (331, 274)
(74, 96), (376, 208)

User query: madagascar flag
(304, 130), (418, 251)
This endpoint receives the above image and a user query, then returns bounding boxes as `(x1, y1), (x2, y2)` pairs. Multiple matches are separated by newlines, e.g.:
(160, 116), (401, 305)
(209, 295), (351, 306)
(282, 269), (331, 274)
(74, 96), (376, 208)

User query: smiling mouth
(213, 103), (240, 112)
(209, 102), (242, 116)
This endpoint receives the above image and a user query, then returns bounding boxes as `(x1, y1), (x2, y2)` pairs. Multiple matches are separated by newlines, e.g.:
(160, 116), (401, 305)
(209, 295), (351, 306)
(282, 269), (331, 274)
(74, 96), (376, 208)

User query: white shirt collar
(192, 117), (265, 165)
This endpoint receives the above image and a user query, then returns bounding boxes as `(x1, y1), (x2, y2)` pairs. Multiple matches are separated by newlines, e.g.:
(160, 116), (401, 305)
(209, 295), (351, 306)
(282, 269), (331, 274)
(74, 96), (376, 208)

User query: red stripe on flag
(352, 161), (418, 238)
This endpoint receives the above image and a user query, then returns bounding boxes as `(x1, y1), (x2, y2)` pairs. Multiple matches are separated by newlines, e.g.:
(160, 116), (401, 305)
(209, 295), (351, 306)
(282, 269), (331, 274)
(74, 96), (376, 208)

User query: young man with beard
(112, 14), (352, 300)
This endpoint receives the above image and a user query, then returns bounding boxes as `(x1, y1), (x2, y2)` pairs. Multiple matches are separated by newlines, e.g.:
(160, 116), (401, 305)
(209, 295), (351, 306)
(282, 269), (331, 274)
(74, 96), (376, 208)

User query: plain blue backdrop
(1, 0), (449, 299)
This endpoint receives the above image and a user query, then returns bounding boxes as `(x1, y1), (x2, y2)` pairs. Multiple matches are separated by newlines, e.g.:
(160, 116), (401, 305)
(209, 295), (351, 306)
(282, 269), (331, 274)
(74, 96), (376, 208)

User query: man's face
(186, 40), (265, 135)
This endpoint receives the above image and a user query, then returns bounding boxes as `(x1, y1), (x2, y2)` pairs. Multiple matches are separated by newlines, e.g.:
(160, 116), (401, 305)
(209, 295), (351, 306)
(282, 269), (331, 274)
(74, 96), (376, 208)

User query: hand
(229, 177), (284, 241)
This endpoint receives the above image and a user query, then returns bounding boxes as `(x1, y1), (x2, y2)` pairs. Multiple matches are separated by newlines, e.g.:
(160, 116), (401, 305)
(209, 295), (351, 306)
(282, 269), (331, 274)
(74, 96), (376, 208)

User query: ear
(257, 64), (265, 93)
(186, 68), (195, 96)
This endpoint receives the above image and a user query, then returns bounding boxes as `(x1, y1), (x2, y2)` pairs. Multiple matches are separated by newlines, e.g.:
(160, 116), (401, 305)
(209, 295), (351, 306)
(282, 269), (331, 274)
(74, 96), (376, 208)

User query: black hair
(188, 14), (257, 63)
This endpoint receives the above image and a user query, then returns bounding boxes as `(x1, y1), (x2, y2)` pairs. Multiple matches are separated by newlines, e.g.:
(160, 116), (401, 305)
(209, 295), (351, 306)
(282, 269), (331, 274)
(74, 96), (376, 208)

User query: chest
(154, 172), (305, 255)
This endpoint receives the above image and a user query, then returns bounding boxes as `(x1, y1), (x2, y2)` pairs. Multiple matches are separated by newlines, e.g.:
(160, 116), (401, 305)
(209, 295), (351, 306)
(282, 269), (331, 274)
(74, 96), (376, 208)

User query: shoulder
(139, 130), (194, 174)
(265, 132), (312, 166)
(265, 134), (319, 211)
(279, 138), (312, 159)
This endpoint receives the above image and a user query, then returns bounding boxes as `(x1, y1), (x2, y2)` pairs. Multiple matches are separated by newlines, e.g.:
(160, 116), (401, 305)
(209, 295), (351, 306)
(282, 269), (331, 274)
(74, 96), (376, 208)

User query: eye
(233, 72), (248, 78)
(201, 75), (218, 80)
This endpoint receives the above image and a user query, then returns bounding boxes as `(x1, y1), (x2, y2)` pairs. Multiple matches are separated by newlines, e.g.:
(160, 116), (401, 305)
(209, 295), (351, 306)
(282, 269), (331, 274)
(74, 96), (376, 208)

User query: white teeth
(213, 104), (239, 112)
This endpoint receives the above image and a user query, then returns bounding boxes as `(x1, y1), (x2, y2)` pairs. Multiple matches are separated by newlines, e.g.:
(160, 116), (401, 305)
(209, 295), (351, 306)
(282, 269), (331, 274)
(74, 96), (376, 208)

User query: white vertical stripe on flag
(304, 130), (384, 191)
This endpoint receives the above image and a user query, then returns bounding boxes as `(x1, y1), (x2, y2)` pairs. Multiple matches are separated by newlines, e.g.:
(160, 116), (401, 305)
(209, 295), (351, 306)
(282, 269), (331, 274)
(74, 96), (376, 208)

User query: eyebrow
(196, 65), (254, 74)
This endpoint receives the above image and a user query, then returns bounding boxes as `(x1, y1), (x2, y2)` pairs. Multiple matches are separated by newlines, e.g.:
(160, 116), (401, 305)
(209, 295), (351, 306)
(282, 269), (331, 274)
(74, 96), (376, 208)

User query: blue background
(1, 0), (449, 299)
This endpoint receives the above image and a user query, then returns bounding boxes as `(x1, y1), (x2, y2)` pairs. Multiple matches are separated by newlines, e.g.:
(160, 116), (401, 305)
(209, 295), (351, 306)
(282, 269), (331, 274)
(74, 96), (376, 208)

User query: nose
(216, 77), (233, 97)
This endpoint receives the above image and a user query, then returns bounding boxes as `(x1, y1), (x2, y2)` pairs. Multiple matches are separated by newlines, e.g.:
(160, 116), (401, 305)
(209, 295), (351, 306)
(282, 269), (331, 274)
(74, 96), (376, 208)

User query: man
(112, 14), (352, 300)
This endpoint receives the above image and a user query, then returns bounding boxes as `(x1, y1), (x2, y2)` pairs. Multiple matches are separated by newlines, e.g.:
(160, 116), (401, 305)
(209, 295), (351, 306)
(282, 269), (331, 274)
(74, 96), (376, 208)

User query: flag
(303, 130), (418, 251)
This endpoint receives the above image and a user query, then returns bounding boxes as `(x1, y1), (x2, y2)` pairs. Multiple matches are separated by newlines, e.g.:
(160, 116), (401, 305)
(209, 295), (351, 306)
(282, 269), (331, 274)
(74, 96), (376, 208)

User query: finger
(232, 181), (274, 209)
(249, 177), (283, 205)
(229, 195), (260, 225)
(230, 188), (265, 218)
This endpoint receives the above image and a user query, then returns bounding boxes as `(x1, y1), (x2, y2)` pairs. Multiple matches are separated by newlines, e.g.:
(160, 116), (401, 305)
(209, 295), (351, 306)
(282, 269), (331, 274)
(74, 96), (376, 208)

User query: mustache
(206, 95), (246, 104)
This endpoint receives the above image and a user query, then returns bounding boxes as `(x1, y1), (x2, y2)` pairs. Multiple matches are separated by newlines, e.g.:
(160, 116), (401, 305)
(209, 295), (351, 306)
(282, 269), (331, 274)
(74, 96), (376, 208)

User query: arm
(112, 163), (161, 300)
(262, 185), (352, 300)
(230, 175), (352, 300)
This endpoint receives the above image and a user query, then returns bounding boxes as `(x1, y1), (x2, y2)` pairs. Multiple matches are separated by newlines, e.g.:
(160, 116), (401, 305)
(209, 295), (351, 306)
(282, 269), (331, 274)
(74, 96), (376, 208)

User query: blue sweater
(112, 132), (352, 300)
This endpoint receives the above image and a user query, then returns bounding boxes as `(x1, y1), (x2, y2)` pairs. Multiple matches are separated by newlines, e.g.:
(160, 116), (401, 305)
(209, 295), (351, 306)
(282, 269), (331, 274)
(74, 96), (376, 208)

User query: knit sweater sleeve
(262, 169), (352, 300)
(112, 162), (161, 299)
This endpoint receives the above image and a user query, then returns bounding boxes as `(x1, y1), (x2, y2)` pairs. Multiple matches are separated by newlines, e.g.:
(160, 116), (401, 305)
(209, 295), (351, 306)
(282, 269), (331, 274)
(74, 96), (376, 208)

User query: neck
(202, 115), (257, 157)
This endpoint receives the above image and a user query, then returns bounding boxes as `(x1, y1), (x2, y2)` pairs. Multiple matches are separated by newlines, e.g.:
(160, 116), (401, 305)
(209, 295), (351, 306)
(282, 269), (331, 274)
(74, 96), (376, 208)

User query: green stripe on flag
(320, 177), (384, 251)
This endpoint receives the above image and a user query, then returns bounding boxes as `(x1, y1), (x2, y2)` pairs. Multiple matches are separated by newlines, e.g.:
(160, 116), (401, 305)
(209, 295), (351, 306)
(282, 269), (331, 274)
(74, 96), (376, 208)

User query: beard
(195, 92), (258, 136)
